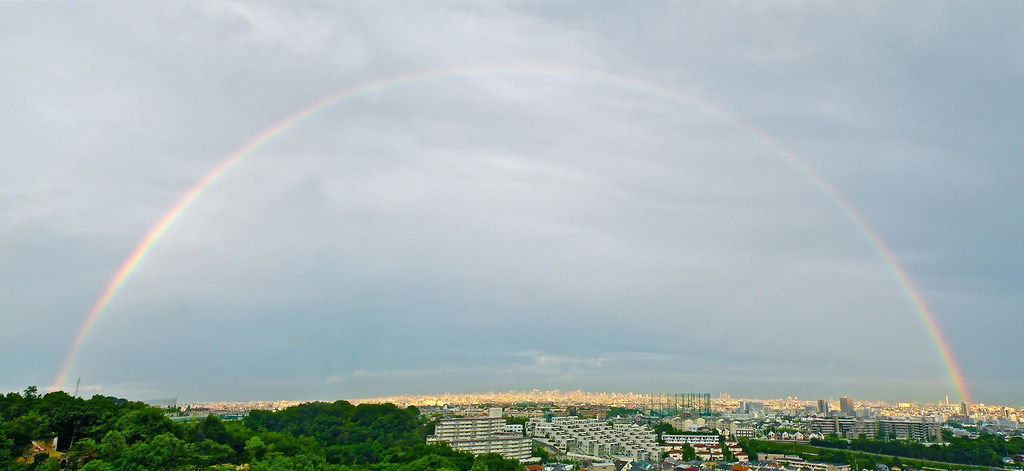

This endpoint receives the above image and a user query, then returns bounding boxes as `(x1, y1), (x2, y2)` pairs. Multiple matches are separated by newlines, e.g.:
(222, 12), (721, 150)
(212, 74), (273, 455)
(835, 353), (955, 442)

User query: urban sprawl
(171, 391), (1024, 471)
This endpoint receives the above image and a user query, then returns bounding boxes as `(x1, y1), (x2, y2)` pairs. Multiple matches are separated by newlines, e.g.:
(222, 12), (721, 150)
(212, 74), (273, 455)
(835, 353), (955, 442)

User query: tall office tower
(960, 401), (969, 416)
(818, 399), (829, 414)
(840, 397), (855, 416)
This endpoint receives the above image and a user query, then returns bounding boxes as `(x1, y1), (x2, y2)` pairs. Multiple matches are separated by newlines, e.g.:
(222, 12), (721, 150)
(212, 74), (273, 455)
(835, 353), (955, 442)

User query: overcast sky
(2, 1), (1021, 405)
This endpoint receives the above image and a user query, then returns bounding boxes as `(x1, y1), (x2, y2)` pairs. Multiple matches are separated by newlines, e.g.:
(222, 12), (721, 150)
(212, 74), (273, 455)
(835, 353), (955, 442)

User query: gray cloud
(1, 1), (1021, 405)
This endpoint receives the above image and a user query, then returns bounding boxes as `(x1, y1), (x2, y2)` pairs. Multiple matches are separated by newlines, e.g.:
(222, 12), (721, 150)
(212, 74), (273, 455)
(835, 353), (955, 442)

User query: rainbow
(51, 64), (972, 403)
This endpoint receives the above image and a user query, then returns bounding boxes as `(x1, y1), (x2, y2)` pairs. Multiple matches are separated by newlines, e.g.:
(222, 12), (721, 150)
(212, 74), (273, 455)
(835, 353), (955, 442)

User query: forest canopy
(0, 387), (524, 471)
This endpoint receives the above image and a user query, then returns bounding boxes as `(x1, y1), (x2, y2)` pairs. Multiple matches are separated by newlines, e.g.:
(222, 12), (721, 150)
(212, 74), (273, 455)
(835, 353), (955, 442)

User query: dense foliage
(651, 422), (684, 439)
(0, 387), (525, 471)
(809, 433), (1024, 468)
(743, 434), (1024, 470)
(605, 407), (637, 418)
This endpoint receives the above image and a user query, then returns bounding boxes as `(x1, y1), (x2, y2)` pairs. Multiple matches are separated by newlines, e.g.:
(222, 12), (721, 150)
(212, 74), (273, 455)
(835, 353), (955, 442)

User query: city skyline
(8, 386), (1021, 412)
(2, 3), (1022, 404)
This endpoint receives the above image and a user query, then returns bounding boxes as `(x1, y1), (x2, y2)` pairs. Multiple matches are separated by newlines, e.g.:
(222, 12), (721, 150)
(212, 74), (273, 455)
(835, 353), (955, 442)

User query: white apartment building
(532, 417), (659, 462)
(428, 416), (532, 461)
(806, 417), (940, 442)
(778, 458), (850, 471)
(878, 417), (942, 442)
(435, 416), (505, 439)
(662, 434), (720, 446)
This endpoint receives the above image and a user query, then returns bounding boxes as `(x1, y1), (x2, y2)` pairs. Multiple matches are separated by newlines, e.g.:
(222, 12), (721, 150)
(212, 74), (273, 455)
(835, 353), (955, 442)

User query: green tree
(98, 430), (127, 461)
(400, 454), (458, 471)
(4, 410), (50, 447)
(471, 453), (524, 471)
(532, 444), (551, 463)
(79, 460), (113, 471)
(193, 439), (235, 467)
(118, 432), (192, 471)
(35, 455), (63, 471)
(0, 431), (14, 467)
(388, 442), (475, 471)
(252, 452), (327, 471)
(114, 407), (178, 444)
(653, 421), (685, 443)
(68, 437), (100, 469)
(246, 435), (268, 461)
(195, 415), (232, 445)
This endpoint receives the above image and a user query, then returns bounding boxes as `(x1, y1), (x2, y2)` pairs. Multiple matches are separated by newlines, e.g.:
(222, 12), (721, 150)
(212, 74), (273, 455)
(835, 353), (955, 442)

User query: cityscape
(144, 390), (1024, 469)
(173, 390), (1024, 436)
(3, 1), (1023, 470)
(4, 384), (1023, 469)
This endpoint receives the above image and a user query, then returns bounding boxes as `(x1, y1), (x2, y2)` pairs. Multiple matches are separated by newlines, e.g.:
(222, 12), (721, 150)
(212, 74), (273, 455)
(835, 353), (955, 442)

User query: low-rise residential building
(726, 443), (746, 461)
(693, 444), (724, 461)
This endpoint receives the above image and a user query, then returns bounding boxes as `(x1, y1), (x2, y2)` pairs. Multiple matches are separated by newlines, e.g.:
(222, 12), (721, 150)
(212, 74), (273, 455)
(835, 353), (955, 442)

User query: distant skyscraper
(840, 397), (855, 416)
(817, 399), (829, 415)
(960, 401), (969, 416)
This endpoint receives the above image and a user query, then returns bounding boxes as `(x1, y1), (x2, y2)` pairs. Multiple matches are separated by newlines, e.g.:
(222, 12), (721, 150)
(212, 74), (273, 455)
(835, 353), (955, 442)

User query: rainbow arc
(51, 64), (971, 403)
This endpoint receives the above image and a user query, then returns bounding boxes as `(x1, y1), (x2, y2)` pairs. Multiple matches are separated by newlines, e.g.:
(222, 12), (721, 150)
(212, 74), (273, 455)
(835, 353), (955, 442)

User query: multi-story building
(806, 417), (940, 442)
(778, 458), (850, 471)
(807, 417), (861, 438)
(728, 422), (756, 438)
(531, 417), (659, 462)
(434, 416), (505, 439)
(662, 434), (720, 447)
(428, 416), (531, 461)
(839, 397), (855, 417)
(877, 418), (941, 442)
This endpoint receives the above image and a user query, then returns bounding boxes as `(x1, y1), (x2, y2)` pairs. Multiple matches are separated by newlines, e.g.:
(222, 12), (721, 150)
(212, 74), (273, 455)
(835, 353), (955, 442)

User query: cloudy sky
(2, 1), (1021, 405)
